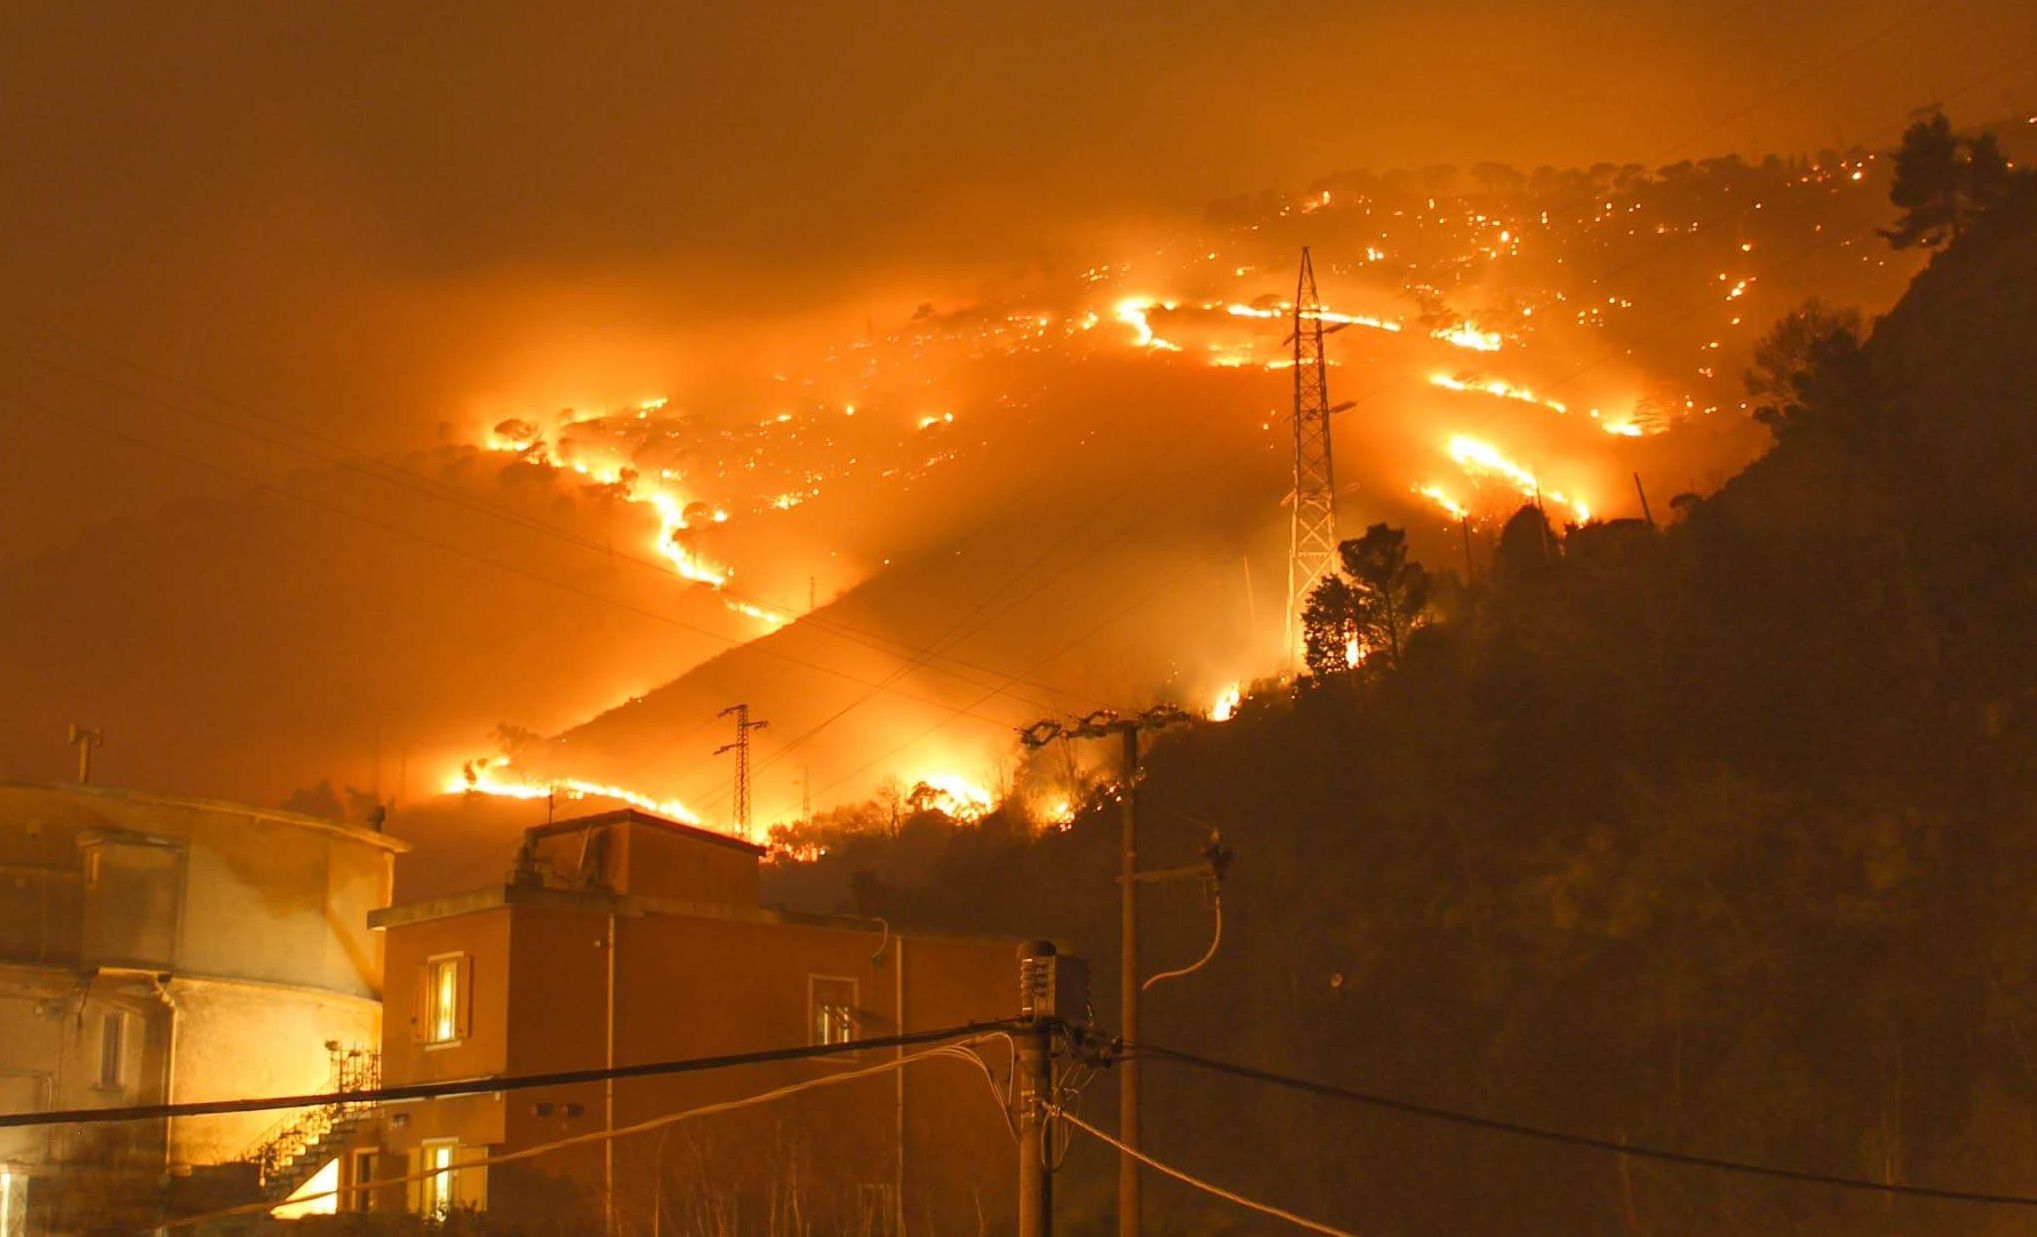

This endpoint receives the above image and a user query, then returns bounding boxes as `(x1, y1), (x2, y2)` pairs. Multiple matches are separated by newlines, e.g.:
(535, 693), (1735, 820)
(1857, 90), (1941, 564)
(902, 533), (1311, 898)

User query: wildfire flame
(453, 758), (709, 829)
(1432, 323), (1504, 352)
(1446, 434), (1591, 522)
(908, 773), (996, 822)
(1222, 302), (1402, 333)
(1208, 682), (1242, 722)
(1430, 372), (1569, 415)
(482, 408), (780, 626)
(1114, 298), (1184, 351)
(1034, 795), (1076, 829)
(1414, 485), (1471, 521)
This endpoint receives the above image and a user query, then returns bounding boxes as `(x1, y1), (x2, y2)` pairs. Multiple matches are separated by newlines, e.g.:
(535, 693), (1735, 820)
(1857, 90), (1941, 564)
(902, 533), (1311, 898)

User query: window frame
(807, 975), (859, 1049)
(94, 1009), (128, 1091)
(0, 1167), (26, 1237)
(348, 1149), (379, 1213)
(419, 1139), (457, 1218)
(419, 952), (469, 1048)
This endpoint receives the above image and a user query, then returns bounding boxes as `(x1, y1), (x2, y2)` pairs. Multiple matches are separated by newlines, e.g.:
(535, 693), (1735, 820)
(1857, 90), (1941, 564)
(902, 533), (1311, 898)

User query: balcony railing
(238, 1043), (380, 1199)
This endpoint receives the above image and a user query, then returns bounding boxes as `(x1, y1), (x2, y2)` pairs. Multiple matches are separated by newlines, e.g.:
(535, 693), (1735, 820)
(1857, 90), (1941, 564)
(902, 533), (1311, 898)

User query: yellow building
(0, 781), (402, 1233)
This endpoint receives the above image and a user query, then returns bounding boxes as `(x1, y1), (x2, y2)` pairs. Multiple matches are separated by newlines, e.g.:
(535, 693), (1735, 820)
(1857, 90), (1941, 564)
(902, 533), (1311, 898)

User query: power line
(0, 1020), (1021, 1131)
(161, 1036), (1018, 1230)
(708, 436), (1203, 817)
(0, 332), (1117, 715)
(0, 386), (1049, 735)
(1046, 1103), (1358, 1237)
(803, 565), (1186, 807)
(1137, 1043), (2037, 1207)
(1330, 19), (2032, 508)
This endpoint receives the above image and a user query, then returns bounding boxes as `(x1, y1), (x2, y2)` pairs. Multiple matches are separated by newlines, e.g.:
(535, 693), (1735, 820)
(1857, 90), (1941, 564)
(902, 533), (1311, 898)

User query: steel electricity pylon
(1283, 247), (1354, 663)
(714, 704), (769, 839)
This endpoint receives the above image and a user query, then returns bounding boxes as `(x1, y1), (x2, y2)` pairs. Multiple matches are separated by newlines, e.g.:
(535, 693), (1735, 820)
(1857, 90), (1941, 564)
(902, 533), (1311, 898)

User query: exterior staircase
(239, 1044), (380, 1203)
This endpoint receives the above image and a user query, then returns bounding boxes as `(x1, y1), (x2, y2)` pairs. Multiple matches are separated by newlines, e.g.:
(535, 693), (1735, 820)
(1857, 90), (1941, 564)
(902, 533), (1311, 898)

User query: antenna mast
(715, 704), (769, 839)
(1284, 247), (1351, 662)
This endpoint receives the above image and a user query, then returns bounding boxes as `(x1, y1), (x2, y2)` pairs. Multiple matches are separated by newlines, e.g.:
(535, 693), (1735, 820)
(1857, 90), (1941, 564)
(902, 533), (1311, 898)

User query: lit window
(349, 1151), (378, 1213)
(96, 1011), (127, 1090)
(421, 1141), (456, 1218)
(0, 1170), (26, 1237)
(809, 977), (857, 1046)
(422, 956), (465, 1045)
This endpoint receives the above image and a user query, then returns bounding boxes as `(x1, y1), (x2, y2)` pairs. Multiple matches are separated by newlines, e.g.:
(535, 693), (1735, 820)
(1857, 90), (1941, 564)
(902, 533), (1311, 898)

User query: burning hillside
(427, 149), (1934, 835)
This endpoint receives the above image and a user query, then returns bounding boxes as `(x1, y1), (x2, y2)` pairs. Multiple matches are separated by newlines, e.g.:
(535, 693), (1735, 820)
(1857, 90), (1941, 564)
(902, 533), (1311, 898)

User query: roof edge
(0, 780), (410, 853)
(525, 806), (765, 856)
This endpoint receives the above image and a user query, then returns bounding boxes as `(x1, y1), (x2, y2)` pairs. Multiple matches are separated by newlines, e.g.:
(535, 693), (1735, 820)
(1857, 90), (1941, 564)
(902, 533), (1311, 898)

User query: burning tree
(1301, 523), (1431, 677)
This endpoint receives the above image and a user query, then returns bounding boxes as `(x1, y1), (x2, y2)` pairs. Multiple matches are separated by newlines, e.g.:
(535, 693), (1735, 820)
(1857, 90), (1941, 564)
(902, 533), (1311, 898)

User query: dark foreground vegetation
(766, 119), (2037, 1234)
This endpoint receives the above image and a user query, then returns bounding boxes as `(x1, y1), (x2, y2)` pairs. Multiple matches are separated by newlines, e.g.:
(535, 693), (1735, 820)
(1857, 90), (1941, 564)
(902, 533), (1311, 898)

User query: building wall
(379, 904), (512, 1152)
(0, 782), (402, 1228)
(378, 891), (1020, 1234)
(524, 817), (761, 904)
(615, 822), (760, 904)
(164, 978), (382, 1166)
(0, 782), (397, 999)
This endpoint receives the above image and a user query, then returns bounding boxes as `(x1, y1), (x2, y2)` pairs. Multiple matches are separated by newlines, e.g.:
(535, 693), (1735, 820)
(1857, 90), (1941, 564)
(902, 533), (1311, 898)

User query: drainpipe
(894, 937), (906, 1235)
(149, 976), (179, 1172)
(604, 912), (616, 1237)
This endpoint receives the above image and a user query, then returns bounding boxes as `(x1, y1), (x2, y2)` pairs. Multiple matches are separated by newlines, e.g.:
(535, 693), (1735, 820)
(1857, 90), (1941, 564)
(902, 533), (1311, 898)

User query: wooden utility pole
(1019, 705), (1193, 1237)
(1017, 941), (1058, 1237)
(1116, 725), (1142, 1237)
(1634, 472), (1657, 528)
(1016, 938), (1088, 1237)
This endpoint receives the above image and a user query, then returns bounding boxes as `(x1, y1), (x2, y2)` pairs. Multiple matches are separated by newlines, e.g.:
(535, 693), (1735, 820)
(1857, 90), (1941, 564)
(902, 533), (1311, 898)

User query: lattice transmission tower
(1284, 247), (1353, 662)
(715, 703), (769, 838)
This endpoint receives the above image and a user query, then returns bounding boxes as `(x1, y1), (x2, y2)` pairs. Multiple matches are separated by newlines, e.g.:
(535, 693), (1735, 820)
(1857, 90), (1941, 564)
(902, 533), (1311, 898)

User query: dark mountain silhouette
(766, 180), (2037, 1234)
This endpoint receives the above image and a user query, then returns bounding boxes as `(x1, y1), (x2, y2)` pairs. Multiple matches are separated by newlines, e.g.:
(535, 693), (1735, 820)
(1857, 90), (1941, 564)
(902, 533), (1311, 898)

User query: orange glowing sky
(1, 2), (2033, 826)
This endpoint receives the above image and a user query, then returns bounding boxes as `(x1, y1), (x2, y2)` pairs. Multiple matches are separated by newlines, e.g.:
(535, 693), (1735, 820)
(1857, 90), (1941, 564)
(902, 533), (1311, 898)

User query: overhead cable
(1047, 1103), (1359, 1236)
(1138, 1043), (2037, 1207)
(0, 1020), (1022, 1131)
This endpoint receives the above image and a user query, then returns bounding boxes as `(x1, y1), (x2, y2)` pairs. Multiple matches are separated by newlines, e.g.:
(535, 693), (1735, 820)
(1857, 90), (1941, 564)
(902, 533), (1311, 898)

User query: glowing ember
(1446, 434), (1591, 522)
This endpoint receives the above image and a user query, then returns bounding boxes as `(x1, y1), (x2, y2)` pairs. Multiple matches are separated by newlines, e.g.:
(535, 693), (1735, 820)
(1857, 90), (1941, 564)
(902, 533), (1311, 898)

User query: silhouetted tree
(1493, 505), (1558, 585)
(1300, 574), (1357, 680)
(1884, 114), (1963, 248)
(1881, 113), (2021, 249)
(1744, 298), (1867, 440)
(1338, 523), (1431, 666)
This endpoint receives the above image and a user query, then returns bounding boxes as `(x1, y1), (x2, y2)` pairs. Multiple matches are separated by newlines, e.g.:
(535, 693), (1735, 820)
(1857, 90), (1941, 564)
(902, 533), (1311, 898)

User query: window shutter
(454, 955), (473, 1040)
(411, 963), (429, 1044)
